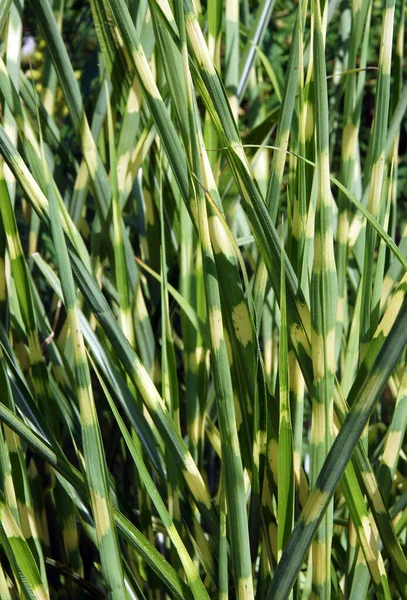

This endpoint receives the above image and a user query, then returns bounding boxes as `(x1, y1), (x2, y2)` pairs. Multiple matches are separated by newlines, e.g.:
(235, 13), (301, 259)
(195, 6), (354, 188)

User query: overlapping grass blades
(0, 0), (406, 597)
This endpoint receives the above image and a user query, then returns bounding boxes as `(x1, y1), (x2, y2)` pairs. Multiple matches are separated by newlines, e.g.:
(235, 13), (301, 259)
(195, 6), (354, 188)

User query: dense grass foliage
(0, 0), (406, 597)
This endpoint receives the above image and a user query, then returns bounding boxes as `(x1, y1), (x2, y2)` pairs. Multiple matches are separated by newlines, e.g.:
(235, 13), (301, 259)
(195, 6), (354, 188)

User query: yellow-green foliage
(0, 0), (406, 598)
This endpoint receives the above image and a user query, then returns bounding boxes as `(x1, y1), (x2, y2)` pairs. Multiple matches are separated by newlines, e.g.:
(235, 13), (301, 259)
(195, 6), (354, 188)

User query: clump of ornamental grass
(0, 0), (406, 598)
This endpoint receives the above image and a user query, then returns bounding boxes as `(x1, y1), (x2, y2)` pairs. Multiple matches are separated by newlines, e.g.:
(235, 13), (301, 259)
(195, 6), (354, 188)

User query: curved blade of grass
(106, 82), (136, 347)
(277, 235), (294, 560)
(264, 15), (299, 222)
(309, 0), (337, 595)
(157, 150), (184, 573)
(194, 154), (254, 598)
(225, 0), (239, 119)
(335, 0), (371, 361)
(46, 169), (127, 597)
